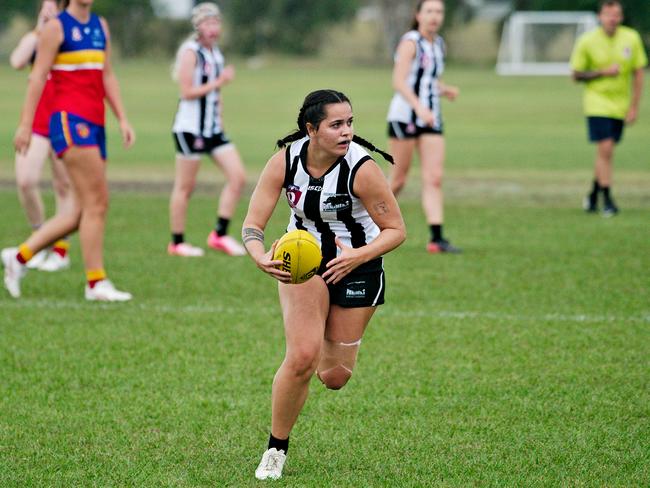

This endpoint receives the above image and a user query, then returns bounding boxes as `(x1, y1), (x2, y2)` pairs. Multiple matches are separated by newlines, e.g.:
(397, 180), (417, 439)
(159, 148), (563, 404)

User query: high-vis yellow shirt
(570, 26), (648, 119)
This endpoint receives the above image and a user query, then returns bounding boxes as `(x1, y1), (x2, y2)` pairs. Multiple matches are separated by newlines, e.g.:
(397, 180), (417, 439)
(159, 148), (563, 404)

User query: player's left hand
(626, 106), (638, 125)
(14, 125), (32, 155)
(120, 119), (136, 148)
(322, 237), (365, 285)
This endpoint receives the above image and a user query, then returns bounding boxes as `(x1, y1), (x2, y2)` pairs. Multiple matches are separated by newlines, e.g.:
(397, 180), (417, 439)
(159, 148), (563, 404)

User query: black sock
(172, 233), (184, 245)
(601, 186), (611, 202)
(216, 217), (229, 237)
(590, 179), (600, 197)
(430, 224), (443, 242)
(268, 433), (289, 454)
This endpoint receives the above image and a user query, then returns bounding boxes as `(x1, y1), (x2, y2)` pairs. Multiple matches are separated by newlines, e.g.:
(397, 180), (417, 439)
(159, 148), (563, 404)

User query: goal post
(496, 11), (599, 76)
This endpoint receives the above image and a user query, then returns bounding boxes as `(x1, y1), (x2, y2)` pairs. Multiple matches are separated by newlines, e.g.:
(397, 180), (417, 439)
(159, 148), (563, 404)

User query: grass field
(0, 60), (649, 486)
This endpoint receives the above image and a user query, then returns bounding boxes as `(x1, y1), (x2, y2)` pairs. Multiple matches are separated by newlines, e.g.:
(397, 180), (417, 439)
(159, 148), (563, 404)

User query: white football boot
(255, 448), (287, 480)
(85, 279), (132, 302)
(39, 252), (71, 272)
(2, 248), (28, 298)
(26, 250), (48, 269)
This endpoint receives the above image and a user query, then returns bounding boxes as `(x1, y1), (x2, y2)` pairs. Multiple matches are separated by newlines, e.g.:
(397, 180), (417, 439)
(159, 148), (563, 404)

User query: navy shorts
(587, 117), (624, 143)
(173, 132), (232, 158)
(322, 258), (385, 308)
(50, 111), (106, 160)
(388, 121), (443, 139)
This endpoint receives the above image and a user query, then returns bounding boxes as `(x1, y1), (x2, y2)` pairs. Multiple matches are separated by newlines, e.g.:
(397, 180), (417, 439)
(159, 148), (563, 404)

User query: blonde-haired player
(168, 2), (247, 257)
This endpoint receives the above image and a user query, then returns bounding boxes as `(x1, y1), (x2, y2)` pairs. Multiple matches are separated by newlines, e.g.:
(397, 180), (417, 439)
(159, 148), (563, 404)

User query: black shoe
(583, 193), (598, 213)
(602, 200), (619, 217)
(427, 239), (462, 254)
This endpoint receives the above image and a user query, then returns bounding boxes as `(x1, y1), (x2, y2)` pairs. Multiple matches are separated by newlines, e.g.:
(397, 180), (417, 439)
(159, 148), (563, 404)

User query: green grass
(1, 61), (649, 486)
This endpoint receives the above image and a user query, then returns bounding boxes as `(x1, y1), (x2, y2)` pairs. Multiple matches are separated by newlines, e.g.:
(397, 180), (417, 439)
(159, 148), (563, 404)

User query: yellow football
(273, 230), (322, 284)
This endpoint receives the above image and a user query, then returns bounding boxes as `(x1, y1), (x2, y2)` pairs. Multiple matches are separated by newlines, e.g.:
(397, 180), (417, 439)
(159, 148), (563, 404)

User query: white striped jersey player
(387, 30), (446, 132)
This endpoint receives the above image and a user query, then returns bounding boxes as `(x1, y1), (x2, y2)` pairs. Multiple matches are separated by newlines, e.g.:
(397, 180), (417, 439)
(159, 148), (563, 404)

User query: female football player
(10, 0), (74, 272)
(387, 0), (461, 253)
(6, 0), (135, 301)
(242, 89), (406, 480)
(167, 2), (247, 257)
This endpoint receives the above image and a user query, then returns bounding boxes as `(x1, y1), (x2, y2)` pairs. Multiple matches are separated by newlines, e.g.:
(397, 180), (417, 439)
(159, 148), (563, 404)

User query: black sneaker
(427, 239), (462, 254)
(602, 200), (619, 217)
(583, 193), (598, 213)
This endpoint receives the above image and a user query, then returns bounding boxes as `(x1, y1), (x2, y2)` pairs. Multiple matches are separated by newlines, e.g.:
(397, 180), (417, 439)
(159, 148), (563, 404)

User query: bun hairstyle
(171, 2), (221, 81)
(192, 2), (221, 31)
(277, 89), (394, 164)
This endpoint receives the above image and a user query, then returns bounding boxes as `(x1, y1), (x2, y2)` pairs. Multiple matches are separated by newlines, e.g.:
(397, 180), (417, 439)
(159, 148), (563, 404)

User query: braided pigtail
(353, 135), (394, 164)
(277, 105), (308, 148)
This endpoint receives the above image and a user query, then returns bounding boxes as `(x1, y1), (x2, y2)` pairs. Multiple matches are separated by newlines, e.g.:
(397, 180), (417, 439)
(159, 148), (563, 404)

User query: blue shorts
(587, 117), (624, 144)
(50, 111), (107, 159)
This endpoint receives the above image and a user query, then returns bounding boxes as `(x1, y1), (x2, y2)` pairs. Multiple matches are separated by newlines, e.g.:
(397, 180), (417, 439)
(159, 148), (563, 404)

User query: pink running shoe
(167, 242), (205, 257)
(206, 231), (246, 256)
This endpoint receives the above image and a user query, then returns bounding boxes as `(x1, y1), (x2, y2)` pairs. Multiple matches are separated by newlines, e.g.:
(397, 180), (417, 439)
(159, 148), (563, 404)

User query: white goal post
(497, 11), (599, 76)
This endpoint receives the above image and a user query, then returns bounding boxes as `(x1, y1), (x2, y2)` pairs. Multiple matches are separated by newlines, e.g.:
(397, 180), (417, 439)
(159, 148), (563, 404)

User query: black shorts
(323, 258), (385, 308)
(173, 131), (232, 158)
(587, 117), (624, 144)
(388, 121), (443, 139)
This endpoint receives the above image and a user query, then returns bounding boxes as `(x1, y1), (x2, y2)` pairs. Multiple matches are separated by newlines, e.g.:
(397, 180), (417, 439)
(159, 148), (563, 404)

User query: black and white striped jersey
(387, 30), (445, 131)
(283, 136), (381, 266)
(172, 40), (224, 137)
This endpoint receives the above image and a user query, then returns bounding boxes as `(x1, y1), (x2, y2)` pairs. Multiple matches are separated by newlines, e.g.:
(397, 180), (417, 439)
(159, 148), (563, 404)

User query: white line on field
(2, 298), (648, 325)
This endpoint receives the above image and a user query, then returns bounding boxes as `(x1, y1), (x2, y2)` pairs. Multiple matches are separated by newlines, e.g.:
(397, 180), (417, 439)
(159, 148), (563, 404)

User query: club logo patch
(72, 27), (83, 42)
(76, 123), (90, 139)
(406, 123), (416, 134)
(286, 185), (302, 208)
(322, 193), (351, 212)
(193, 137), (205, 150)
(623, 46), (632, 59)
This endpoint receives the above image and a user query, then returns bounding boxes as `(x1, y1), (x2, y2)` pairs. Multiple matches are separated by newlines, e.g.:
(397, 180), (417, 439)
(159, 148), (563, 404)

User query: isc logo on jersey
(273, 230), (322, 284)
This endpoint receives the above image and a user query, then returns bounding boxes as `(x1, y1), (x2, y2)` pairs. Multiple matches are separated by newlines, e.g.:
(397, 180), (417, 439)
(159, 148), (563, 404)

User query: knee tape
(317, 338), (361, 390)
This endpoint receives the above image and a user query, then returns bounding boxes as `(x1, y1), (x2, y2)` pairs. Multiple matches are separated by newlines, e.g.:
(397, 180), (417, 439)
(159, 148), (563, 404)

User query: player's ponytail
(277, 89), (393, 164)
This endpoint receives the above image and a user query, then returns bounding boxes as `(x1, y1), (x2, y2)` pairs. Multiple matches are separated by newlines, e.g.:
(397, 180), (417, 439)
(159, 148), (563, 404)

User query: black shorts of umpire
(587, 117), (624, 144)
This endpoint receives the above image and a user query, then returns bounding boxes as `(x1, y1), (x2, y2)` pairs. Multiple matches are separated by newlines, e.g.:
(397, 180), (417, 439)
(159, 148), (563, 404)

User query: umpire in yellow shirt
(570, 0), (647, 216)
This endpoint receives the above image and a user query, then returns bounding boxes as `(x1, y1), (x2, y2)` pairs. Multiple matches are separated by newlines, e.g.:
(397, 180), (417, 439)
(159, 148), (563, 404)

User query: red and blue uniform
(33, 74), (55, 137)
(49, 10), (107, 159)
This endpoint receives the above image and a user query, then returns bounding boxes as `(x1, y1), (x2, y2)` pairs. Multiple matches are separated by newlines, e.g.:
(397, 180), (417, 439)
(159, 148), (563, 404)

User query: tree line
(2, 1), (647, 58)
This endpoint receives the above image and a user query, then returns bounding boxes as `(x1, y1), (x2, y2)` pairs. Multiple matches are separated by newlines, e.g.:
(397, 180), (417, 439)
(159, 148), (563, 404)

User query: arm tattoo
(373, 201), (389, 215)
(242, 227), (265, 244)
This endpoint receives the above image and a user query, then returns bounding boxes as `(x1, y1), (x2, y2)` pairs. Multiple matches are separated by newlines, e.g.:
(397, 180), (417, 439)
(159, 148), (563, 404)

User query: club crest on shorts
(286, 185), (302, 208)
(406, 123), (416, 134)
(193, 137), (205, 150)
(76, 123), (90, 139)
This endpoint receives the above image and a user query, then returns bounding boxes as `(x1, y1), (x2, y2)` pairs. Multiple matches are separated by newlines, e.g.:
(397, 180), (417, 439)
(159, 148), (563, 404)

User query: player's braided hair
(277, 89), (394, 164)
